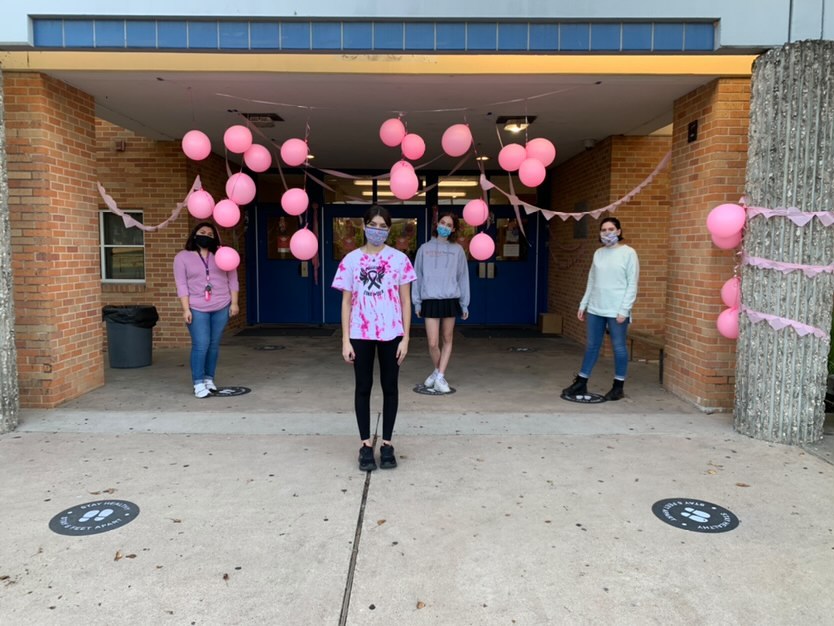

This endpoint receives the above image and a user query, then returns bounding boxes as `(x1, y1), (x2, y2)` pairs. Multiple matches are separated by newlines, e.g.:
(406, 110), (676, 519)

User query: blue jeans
(579, 313), (630, 381)
(187, 307), (230, 384)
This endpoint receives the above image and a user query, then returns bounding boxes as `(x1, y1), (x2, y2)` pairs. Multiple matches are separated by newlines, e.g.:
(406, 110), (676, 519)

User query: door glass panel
(495, 217), (528, 261)
(267, 215), (300, 259)
(437, 175), (481, 203)
(332, 216), (419, 262)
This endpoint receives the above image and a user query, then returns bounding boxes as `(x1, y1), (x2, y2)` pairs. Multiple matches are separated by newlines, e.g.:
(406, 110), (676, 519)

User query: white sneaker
(424, 369), (439, 387)
(433, 375), (451, 393)
(194, 382), (211, 399)
(204, 378), (217, 392)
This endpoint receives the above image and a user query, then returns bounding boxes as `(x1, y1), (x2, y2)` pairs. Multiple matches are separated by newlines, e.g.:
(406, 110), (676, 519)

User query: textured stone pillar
(0, 70), (20, 433)
(735, 40), (834, 444)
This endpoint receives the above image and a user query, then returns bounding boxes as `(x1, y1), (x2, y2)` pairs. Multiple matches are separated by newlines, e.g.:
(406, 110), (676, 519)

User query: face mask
(601, 232), (619, 247)
(194, 234), (215, 249)
(365, 226), (389, 247)
(437, 225), (452, 238)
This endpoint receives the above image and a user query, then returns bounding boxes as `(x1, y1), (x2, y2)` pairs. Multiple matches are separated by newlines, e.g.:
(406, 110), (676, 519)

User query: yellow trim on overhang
(0, 50), (755, 76)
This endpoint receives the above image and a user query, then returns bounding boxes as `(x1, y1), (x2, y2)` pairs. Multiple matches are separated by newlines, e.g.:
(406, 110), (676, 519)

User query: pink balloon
(186, 190), (215, 219)
(518, 158), (546, 187)
(706, 203), (746, 238)
(401, 133), (426, 160)
(290, 228), (318, 261)
(463, 199), (489, 227)
(226, 173), (257, 205)
(213, 199), (241, 228)
(214, 246), (240, 272)
(243, 144), (272, 173)
(711, 231), (742, 250)
(525, 138), (557, 167)
(223, 125), (253, 154)
(498, 144), (527, 172)
(390, 166), (419, 200)
(717, 307), (740, 339)
(182, 130), (212, 161)
(281, 188), (309, 216)
(441, 124), (472, 157)
(280, 138), (308, 167)
(469, 233), (495, 261)
(391, 160), (414, 176)
(721, 276), (741, 309)
(380, 118), (407, 148)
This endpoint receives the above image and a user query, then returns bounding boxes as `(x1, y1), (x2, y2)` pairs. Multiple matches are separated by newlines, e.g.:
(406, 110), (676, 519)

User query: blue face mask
(437, 225), (452, 238)
(601, 232), (619, 247)
(364, 226), (389, 247)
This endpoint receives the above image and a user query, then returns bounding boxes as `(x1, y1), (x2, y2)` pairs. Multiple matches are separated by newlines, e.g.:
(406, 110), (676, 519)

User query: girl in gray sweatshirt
(413, 212), (471, 393)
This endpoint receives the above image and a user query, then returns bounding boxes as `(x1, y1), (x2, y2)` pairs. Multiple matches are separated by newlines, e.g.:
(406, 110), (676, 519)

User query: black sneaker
(379, 444), (397, 469)
(562, 375), (588, 397)
(358, 445), (377, 472)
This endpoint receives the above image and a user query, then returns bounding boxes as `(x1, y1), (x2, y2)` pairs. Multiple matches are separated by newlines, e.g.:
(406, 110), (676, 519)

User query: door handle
(299, 261), (309, 278)
(478, 263), (486, 278)
(487, 262), (495, 279)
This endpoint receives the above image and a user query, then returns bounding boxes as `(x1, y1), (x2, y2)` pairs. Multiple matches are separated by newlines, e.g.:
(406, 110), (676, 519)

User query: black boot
(604, 379), (625, 401)
(562, 375), (588, 397)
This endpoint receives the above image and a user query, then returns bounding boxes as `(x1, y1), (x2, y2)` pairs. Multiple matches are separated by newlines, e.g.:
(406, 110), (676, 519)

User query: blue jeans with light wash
(579, 313), (630, 381)
(187, 306), (230, 384)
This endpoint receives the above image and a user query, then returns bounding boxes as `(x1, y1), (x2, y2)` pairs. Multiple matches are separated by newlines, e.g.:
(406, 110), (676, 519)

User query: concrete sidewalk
(2, 334), (833, 624)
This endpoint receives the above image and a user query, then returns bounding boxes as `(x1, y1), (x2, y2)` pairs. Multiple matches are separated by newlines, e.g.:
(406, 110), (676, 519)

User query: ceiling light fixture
(475, 155), (490, 161)
(497, 115), (537, 134)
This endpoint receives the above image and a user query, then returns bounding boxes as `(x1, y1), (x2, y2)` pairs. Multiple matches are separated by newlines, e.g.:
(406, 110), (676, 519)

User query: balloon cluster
(497, 138), (556, 187)
(706, 202), (746, 339)
(181, 125), (319, 264)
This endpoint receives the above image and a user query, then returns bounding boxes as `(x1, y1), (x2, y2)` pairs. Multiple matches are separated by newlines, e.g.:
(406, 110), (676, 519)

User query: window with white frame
(100, 211), (145, 282)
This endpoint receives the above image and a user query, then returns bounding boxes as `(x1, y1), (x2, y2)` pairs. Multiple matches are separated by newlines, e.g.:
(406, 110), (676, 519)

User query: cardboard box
(538, 313), (563, 335)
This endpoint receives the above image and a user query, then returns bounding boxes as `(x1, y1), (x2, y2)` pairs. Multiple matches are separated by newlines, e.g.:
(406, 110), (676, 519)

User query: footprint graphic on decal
(680, 507), (710, 523)
(78, 508), (115, 523)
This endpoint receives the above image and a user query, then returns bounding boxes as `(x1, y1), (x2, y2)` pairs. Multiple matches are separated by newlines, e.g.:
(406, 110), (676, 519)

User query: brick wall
(665, 78), (750, 409)
(6, 73), (104, 407)
(97, 120), (247, 348)
(548, 135), (671, 362)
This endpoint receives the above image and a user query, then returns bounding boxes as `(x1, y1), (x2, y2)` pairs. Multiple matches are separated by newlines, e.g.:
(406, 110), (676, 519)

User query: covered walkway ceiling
(2, 51), (756, 169)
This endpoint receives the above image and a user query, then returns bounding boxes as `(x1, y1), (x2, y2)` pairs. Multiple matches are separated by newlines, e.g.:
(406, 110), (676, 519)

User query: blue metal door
(461, 206), (542, 325)
(248, 203), (320, 324)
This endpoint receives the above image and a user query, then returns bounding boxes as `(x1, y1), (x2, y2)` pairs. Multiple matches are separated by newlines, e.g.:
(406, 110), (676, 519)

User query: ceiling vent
(242, 112), (284, 128)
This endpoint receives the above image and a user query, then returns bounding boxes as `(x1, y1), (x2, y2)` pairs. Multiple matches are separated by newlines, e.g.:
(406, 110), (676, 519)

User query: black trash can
(102, 305), (159, 368)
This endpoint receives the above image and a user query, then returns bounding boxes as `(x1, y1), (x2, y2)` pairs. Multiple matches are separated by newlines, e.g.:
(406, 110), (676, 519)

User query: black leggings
(351, 337), (402, 441)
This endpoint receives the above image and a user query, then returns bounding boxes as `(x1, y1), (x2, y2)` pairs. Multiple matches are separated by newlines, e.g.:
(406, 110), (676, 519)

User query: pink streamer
(742, 306), (829, 340)
(744, 204), (834, 227)
(482, 151), (671, 221)
(742, 253), (834, 277)
(97, 177), (201, 231)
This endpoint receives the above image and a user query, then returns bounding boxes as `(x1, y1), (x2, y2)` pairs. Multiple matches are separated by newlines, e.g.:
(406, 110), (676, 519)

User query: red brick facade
(6, 73), (104, 407)
(665, 78), (750, 409)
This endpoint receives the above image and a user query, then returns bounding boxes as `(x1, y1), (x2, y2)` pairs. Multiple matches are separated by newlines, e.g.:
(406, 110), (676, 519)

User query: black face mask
(194, 234), (216, 250)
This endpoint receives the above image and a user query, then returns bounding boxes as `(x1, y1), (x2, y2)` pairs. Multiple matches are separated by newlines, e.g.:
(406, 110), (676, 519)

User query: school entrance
(246, 174), (547, 326)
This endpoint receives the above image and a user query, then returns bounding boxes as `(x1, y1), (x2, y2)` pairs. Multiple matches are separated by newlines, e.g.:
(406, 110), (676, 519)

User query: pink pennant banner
(98, 177), (201, 231)
(742, 253), (834, 277)
(744, 205), (834, 227)
(482, 151), (671, 221)
(742, 306), (829, 340)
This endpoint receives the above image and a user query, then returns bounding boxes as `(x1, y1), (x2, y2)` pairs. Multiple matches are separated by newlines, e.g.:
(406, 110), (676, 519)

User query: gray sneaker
(424, 369), (438, 387)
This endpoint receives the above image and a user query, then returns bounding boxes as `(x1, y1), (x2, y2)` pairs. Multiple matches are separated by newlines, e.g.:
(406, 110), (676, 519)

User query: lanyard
(197, 252), (212, 301)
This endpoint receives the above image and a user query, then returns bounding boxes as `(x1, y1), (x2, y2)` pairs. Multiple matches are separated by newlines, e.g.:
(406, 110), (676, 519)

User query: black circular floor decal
(560, 392), (607, 403)
(508, 346), (537, 353)
(49, 500), (139, 536)
(212, 386), (251, 397)
(652, 498), (739, 533)
(254, 345), (285, 351)
(413, 383), (457, 396)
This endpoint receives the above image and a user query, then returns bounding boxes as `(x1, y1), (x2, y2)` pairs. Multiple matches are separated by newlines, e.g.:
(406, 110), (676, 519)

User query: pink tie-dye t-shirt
(331, 246), (416, 341)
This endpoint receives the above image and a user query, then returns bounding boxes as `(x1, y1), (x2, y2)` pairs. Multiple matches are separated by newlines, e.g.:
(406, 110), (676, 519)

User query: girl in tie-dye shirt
(331, 206), (416, 472)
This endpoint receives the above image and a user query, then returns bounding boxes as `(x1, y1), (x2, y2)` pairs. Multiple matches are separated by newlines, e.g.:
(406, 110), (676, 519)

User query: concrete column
(0, 69), (20, 432)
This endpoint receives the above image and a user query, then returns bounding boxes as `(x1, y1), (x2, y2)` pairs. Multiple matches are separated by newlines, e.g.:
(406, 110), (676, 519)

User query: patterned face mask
(601, 232), (619, 247)
(364, 226), (389, 246)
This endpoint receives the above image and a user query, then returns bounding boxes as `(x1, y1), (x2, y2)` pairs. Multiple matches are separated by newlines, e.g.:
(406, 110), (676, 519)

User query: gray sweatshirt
(413, 237), (470, 315)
